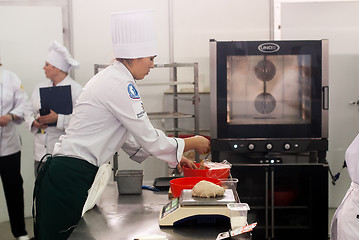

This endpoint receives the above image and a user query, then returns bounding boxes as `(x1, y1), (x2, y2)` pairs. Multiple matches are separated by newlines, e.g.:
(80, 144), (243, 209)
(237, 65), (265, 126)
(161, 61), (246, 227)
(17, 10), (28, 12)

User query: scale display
(161, 197), (180, 220)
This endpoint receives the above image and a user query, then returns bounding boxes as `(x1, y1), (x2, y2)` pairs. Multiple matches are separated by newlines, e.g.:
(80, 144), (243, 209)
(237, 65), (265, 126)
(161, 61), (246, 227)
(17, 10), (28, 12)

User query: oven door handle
(322, 86), (329, 110)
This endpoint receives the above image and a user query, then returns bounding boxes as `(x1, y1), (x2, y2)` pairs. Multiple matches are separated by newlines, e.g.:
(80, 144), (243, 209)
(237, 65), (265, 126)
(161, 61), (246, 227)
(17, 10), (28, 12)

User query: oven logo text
(258, 43), (280, 53)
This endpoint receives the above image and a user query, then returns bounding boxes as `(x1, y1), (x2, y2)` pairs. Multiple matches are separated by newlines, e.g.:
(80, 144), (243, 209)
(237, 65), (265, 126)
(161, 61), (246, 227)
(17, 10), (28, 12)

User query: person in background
(0, 58), (32, 240)
(330, 134), (359, 240)
(24, 41), (82, 175)
(33, 9), (209, 240)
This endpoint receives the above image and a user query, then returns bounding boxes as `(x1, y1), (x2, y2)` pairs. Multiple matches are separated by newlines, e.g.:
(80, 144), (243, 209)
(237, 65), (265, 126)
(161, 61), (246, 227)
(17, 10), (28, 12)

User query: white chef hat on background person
(46, 41), (79, 73)
(111, 9), (157, 59)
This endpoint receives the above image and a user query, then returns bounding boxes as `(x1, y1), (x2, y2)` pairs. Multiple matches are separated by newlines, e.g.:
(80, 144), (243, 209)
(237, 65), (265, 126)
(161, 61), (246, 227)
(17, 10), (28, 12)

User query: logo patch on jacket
(127, 83), (140, 99)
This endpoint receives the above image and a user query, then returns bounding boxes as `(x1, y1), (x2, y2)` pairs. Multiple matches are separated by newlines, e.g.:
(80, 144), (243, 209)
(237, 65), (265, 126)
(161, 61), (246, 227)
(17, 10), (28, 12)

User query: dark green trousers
(33, 156), (98, 240)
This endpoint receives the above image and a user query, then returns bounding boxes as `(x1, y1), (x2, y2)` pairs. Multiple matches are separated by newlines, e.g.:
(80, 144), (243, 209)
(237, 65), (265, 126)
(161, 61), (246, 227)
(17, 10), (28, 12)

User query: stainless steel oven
(209, 40), (329, 163)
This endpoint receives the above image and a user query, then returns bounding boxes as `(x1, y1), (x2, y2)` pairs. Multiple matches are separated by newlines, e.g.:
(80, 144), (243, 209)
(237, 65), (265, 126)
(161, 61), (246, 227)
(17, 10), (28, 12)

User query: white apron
(331, 134), (359, 240)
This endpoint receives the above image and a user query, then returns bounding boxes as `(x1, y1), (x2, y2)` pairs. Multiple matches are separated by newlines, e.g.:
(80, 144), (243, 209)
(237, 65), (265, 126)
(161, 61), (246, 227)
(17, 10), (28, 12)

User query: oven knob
(284, 143), (291, 150)
(266, 143), (273, 150)
(248, 143), (255, 150)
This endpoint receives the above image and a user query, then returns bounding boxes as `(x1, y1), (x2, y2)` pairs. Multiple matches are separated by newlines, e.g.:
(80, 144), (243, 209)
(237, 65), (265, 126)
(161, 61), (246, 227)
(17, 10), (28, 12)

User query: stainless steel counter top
(69, 181), (251, 240)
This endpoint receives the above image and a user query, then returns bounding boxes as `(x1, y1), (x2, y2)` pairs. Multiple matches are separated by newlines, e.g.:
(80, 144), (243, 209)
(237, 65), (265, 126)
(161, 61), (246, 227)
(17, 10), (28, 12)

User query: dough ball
(192, 180), (225, 198)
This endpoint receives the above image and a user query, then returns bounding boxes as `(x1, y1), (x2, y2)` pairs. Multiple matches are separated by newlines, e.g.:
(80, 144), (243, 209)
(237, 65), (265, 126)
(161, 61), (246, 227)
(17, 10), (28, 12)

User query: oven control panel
(211, 139), (328, 154)
(230, 140), (305, 153)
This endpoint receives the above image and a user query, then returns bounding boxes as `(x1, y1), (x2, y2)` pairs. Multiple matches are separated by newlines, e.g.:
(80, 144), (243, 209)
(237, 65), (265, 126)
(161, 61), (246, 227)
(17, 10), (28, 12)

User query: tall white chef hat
(46, 41), (79, 73)
(111, 9), (157, 59)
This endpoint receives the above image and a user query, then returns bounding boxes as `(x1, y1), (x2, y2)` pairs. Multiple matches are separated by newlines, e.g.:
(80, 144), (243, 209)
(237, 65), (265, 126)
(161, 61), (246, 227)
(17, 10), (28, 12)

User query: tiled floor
(0, 209), (336, 240)
(0, 217), (33, 240)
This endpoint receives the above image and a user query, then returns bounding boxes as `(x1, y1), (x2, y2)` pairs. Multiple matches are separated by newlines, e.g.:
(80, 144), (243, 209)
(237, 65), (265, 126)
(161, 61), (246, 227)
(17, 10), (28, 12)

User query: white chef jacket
(53, 61), (184, 168)
(0, 67), (29, 156)
(24, 76), (82, 161)
(331, 133), (359, 240)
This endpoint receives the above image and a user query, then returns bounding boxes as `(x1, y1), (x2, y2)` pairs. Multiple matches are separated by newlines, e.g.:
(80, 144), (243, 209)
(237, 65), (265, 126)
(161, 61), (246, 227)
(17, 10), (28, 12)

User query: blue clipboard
(39, 85), (73, 126)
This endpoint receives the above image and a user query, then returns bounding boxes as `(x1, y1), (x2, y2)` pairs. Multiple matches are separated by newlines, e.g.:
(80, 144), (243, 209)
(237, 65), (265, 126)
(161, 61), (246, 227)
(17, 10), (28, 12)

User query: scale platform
(159, 189), (236, 226)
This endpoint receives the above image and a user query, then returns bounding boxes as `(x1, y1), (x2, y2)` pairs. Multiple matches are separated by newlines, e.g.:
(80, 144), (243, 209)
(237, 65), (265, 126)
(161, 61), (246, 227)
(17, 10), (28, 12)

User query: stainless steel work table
(69, 181), (251, 240)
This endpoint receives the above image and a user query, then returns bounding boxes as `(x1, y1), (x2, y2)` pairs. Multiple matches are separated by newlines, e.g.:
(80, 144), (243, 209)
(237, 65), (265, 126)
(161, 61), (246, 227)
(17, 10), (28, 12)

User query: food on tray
(192, 180), (225, 198)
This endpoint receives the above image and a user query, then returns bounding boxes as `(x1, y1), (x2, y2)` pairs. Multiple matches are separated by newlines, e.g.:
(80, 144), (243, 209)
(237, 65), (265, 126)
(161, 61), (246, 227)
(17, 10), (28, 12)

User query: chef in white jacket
(0, 60), (32, 240)
(331, 134), (359, 240)
(33, 9), (209, 240)
(25, 41), (82, 175)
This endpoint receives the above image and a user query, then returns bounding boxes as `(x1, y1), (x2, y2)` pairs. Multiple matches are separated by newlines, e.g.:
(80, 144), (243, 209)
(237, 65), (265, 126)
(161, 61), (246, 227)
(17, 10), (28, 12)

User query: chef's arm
(56, 113), (71, 130)
(10, 79), (29, 124)
(122, 137), (197, 172)
(25, 102), (48, 131)
(37, 111), (73, 130)
(122, 135), (151, 163)
(24, 89), (41, 131)
(0, 113), (16, 127)
(106, 86), (184, 168)
(36, 109), (58, 125)
(183, 135), (210, 154)
(8, 113), (19, 120)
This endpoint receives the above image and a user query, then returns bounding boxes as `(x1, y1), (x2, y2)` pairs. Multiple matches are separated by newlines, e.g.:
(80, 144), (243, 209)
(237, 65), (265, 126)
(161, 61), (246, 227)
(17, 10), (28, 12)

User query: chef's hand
(32, 118), (48, 130)
(184, 135), (211, 154)
(37, 109), (58, 125)
(0, 114), (12, 127)
(177, 157), (198, 173)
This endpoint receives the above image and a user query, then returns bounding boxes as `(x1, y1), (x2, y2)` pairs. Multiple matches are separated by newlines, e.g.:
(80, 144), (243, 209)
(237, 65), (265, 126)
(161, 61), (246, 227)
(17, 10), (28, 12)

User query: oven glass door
(216, 41), (324, 139)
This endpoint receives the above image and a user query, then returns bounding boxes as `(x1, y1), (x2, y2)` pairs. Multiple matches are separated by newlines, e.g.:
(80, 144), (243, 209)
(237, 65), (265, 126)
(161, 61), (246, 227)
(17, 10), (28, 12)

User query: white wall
(278, 0), (359, 209)
(0, 4), (64, 223)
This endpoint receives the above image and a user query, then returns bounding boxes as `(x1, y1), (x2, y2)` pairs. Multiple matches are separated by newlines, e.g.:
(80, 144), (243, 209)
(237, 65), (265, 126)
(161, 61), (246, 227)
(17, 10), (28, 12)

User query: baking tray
(153, 176), (182, 191)
(179, 189), (235, 206)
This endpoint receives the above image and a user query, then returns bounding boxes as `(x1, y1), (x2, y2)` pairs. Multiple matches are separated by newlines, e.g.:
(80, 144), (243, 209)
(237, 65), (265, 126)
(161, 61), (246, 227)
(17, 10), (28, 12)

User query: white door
(275, 0), (359, 208)
(0, 4), (64, 221)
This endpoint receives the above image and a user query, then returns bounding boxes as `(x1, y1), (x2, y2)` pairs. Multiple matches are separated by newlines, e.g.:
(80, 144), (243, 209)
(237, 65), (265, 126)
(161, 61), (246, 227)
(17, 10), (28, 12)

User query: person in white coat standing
(25, 41), (82, 175)
(0, 60), (32, 240)
(33, 9), (209, 240)
(330, 134), (359, 240)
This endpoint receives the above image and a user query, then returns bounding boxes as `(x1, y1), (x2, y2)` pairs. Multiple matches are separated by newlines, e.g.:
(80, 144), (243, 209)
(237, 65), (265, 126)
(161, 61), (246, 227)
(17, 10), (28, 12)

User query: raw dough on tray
(192, 180), (225, 198)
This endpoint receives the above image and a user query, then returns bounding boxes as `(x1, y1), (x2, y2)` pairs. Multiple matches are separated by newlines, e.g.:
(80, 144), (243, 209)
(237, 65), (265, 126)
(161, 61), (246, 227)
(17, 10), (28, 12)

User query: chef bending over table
(32, 9), (210, 240)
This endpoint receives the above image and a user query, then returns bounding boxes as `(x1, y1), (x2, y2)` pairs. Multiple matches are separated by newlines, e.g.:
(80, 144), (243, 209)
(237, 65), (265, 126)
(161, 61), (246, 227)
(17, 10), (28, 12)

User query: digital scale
(159, 189), (237, 226)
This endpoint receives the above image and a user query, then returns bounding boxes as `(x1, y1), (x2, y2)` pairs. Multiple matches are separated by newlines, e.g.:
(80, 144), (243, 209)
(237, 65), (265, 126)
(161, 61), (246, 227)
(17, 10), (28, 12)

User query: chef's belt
(33, 155), (98, 240)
